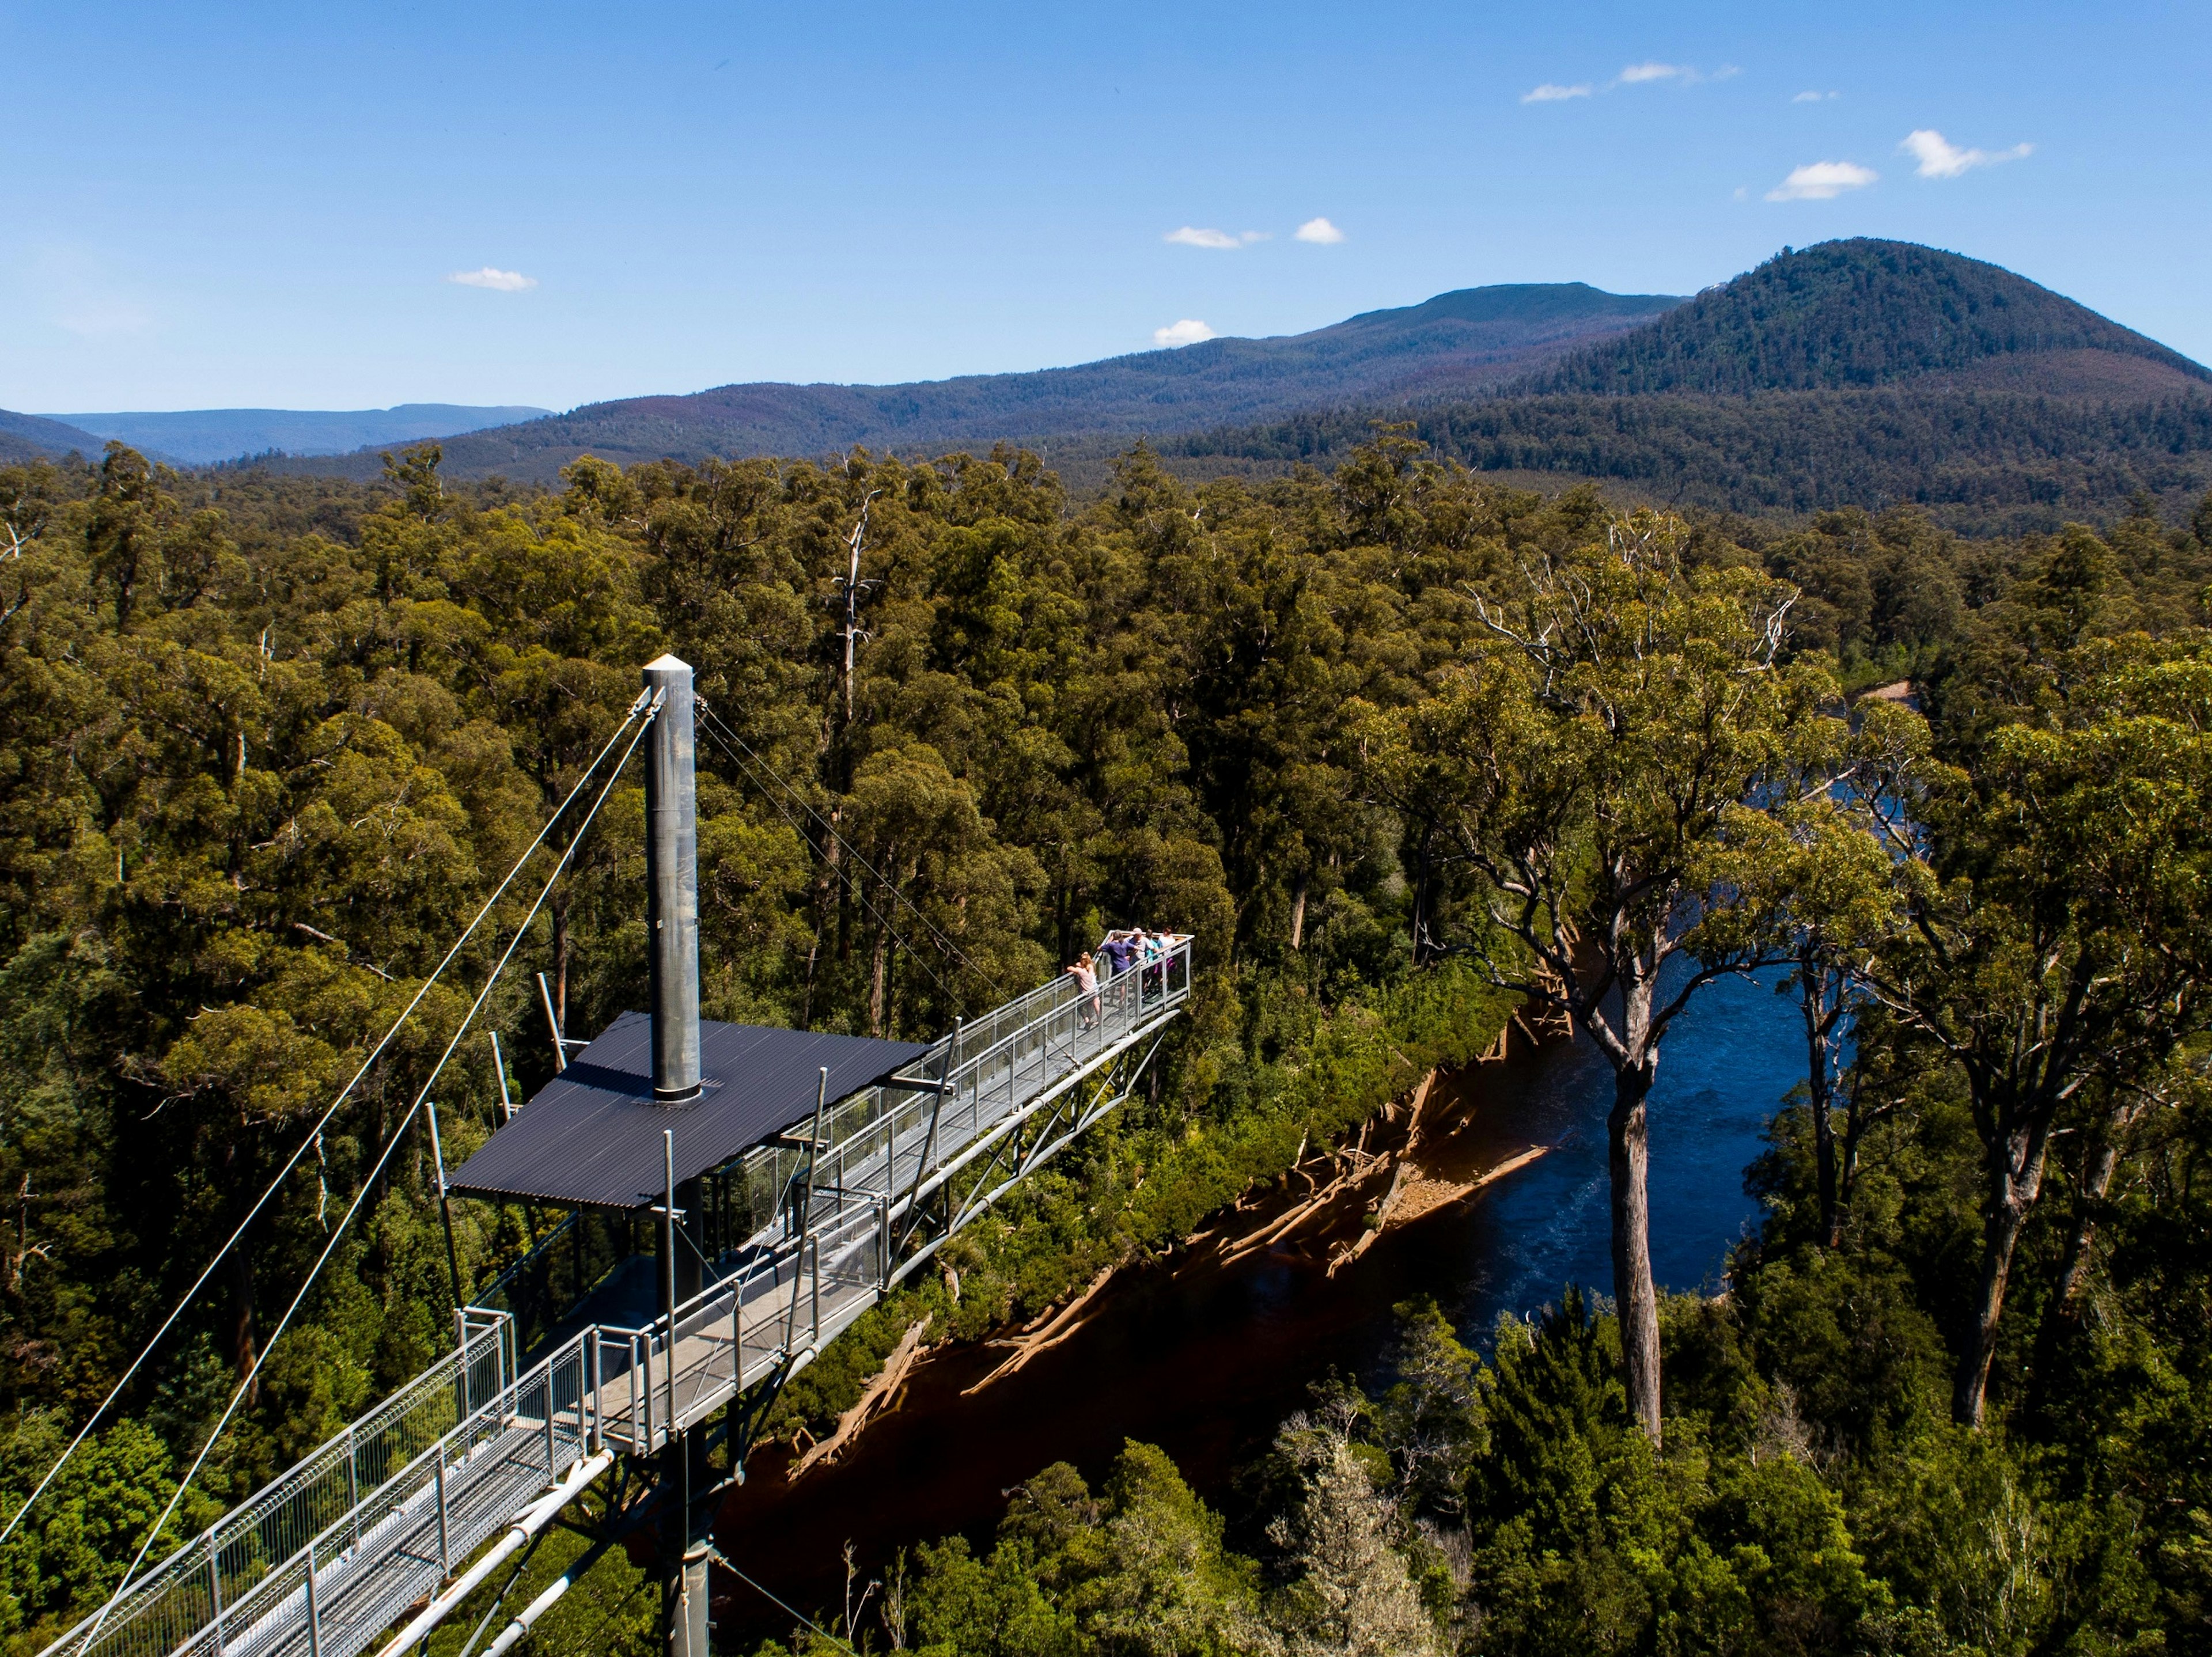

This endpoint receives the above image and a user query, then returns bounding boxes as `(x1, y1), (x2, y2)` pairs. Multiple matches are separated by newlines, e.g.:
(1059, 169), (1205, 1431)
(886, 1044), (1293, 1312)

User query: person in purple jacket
(1098, 929), (1139, 1019)
(1099, 929), (1139, 977)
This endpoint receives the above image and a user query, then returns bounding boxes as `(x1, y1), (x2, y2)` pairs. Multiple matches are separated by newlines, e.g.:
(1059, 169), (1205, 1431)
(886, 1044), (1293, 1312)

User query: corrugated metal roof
(449, 1013), (932, 1208)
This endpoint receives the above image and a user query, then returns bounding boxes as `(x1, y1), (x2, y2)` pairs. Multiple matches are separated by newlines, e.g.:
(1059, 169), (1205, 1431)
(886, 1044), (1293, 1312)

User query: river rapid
(713, 966), (1801, 1640)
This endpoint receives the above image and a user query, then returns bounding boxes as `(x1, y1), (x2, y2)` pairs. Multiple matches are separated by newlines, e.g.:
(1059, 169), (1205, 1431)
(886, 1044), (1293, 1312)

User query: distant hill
(0, 409), (107, 466)
(48, 404), (551, 466)
(1167, 240), (2212, 530)
(1529, 240), (2210, 397)
(258, 285), (1685, 483)
(48, 240), (2211, 532)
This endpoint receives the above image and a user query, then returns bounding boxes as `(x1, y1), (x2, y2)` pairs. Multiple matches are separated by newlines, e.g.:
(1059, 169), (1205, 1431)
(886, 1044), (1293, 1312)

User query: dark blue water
(716, 965), (1802, 1634)
(1455, 964), (1800, 1334)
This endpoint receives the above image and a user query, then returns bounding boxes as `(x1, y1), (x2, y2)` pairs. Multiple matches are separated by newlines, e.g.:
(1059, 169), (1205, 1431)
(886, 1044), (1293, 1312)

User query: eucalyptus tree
(1872, 640), (2212, 1426)
(1358, 511), (1839, 1442)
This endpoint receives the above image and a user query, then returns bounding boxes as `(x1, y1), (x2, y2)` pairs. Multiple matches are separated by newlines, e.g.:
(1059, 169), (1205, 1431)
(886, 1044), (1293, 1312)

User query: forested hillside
(0, 415), (103, 471)
(240, 284), (1682, 484)
(1531, 238), (2209, 396)
(1174, 241), (2212, 529)
(3, 435), (2211, 1655)
(1173, 387), (2212, 531)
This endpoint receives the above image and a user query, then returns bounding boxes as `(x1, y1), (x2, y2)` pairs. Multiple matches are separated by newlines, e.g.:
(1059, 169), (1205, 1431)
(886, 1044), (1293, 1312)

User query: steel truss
(890, 1019), (1171, 1283)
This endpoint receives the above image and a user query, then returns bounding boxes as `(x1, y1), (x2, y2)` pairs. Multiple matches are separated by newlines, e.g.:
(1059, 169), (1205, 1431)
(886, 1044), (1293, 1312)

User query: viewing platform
(42, 942), (1192, 1657)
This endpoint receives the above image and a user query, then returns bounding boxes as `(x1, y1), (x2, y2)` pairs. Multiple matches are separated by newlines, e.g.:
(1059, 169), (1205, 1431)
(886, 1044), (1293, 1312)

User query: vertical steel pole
(661, 1130), (677, 1432)
(207, 1531), (225, 1656)
(426, 1101), (464, 1325)
(434, 1455), (450, 1576)
(645, 654), (711, 1657)
(491, 1030), (514, 1120)
(305, 1547), (323, 1657)
(643, 656), (701, 1104)
(588, 1329), (602, 1455)
(798, 1067), (828, 1234)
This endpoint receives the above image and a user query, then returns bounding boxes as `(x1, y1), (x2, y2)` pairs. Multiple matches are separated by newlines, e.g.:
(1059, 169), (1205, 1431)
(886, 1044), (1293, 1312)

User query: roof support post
(643, 655), (701, 1105)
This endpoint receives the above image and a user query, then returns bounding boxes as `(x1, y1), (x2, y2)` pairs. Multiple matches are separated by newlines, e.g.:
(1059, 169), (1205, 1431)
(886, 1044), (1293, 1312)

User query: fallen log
(1327, 1160), (1412, 1277)
(789, 1317), (932, 1478)
(961, 1262), (1120, 1394)
(1382, 1146), (1553, 1231)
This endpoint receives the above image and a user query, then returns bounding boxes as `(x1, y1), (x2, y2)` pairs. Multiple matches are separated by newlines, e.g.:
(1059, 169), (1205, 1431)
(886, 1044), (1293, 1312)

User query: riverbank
(801, 1041), (1556, 1441)
(710, 1040), (1565, 1641)
(709, 960), (1801, 1644)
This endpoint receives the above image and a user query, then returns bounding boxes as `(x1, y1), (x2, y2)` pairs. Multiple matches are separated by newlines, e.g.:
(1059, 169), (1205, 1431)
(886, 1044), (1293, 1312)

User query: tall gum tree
(1357, 514), (1839, 1441)
(1871, 643), (2212, 1426)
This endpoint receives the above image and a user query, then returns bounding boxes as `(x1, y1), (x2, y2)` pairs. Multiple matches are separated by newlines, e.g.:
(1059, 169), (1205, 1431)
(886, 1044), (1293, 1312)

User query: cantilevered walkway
(39, 943), (1191, 1657)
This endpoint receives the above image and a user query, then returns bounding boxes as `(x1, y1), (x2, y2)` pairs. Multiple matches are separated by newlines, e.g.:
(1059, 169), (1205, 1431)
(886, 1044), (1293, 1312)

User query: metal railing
(41, 940), (1192, 1657)
(42, 1311), (513, 1657)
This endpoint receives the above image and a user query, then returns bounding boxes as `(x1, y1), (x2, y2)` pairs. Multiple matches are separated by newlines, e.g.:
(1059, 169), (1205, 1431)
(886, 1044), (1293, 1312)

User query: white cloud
(1901, 128), (2033, 179)
(1154, 319), (1217, 347)
(1164, 226), (1267, 249)
(1294, 217), (1345, 244)
(1522, 81), (1592, 102)
(1793, 89), (1839, 103)
(448, 267), (537, 291)
(55, 298), (152, 338)
(1618, 61), (1686, 83)
(26, 242), (155, 338)
(1766, 160), (1878, 201)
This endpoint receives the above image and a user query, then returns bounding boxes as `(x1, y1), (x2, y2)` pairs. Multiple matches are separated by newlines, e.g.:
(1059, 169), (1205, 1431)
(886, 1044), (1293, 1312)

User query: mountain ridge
(232, 283), (1688, 483)
(44, 404), (553, 466)
(1158, 241), (2212, 531)
(10, 240), (2209, 532)
(0, 410), (107, 467)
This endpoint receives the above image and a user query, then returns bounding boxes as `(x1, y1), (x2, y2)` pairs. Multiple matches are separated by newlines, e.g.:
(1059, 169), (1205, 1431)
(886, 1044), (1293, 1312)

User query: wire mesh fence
(41, 1313), (514, 1657)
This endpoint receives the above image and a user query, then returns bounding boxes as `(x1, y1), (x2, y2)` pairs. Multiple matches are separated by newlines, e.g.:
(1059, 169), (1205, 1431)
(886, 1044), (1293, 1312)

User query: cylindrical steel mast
(643, 654), (702, 1104)
(643, 655), (710, 1657)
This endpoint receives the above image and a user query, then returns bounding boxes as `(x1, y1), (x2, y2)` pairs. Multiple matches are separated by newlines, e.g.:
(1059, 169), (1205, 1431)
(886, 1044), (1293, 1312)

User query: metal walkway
(43, 942), (1191, 1657)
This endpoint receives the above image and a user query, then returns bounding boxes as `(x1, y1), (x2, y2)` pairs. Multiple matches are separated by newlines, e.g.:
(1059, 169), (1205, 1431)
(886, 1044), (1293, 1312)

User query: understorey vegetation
(0, 433), (2208, 1654)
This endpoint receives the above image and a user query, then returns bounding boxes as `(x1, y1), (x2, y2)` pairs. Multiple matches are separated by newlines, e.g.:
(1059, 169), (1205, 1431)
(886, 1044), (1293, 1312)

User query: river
(712, 966), (1800, 1641)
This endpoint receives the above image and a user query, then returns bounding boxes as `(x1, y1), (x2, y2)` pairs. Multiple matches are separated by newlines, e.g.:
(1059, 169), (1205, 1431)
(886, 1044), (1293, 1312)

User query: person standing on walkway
(1066, 951), (1100, 1029)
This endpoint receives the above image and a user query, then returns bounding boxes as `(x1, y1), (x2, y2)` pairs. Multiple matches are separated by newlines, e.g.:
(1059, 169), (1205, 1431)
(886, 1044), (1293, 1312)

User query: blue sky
(4, 0), (2205, 413)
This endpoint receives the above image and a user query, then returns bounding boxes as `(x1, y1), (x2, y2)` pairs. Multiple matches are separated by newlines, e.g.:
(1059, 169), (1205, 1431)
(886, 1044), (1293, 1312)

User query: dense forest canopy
(1, 435), (2210, 1655)
(1171, 386), (2212, 532)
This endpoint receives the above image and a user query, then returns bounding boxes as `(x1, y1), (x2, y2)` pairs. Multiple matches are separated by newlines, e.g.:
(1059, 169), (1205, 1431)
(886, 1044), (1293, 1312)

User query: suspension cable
(83, 704), (660, 1638)
(696, 699), (1003, 994)
(694, 712), (963, 1008)
(0, 691), (652, 1553)
(709, 1544), (861, 1656)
